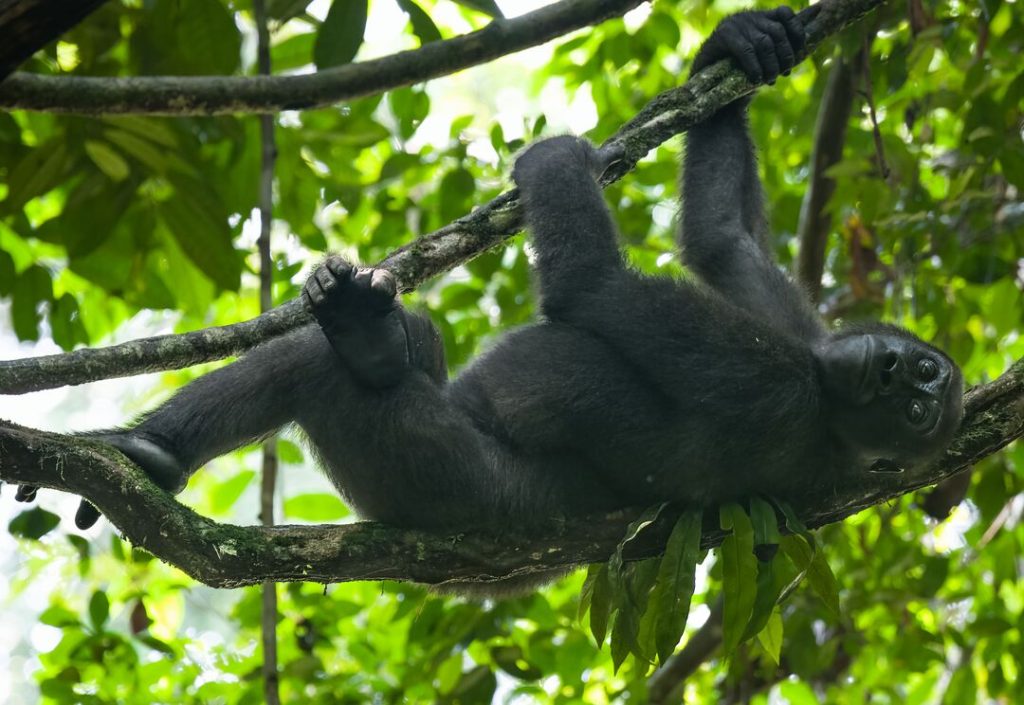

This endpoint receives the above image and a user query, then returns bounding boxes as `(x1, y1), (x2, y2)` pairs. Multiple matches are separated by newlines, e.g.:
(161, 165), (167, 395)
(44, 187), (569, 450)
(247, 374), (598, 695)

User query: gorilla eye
(906, 399), (927, 425)
(918, 358), (938, 381)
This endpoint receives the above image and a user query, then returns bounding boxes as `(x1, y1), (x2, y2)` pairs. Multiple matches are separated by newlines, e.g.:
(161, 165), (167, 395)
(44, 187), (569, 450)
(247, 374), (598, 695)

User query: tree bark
(1, 357), (1020, 588)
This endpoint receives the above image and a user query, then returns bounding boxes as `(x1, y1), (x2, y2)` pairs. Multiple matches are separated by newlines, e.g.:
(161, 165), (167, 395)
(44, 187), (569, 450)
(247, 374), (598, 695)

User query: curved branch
(0, 0), (890, 395)
(1, 357), (1020, 588)
(0, 0), (643, 115)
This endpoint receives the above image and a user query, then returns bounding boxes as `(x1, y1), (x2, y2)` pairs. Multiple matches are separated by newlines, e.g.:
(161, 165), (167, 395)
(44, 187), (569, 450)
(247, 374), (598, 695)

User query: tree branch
(1, 356), (1020, 588)
(0, 0), (891, 395)
(0, 0), (643, 115)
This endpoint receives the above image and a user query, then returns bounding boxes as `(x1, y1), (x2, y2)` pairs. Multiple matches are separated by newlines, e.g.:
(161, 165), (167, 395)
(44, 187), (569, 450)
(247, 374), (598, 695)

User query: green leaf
(719, 503), (757, 655)
(209, 471), (256, 512)
(277, 440), (305, 464)
(84, 140), (130, 181)
(648, 509), (701, 663)
(314, 0), (368, 69)
(283, 493), (351, 521)
(160, 176), (242, 291)
(743, 553), (784, 640)
(0, 249), (14, 296)
(88, 591), (109, 630)
(756, 610), (783, 665)
(2, 140), (70, 213)
(589, 563), (613, 645)
(780, 534), (840, 617)
(396, 0), (441, 44)
(748, 496), (780, 561)
(11, 264), (53, 341)
(271, 32), (315, 72)
(578, 564), (600, 622)
(38, 604), (81, 628)
(8, 507), (60, 540)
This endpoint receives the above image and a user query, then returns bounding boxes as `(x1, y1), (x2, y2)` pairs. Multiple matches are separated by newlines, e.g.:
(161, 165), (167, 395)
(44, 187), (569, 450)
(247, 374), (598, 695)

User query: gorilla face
(815, 324), (964, 469)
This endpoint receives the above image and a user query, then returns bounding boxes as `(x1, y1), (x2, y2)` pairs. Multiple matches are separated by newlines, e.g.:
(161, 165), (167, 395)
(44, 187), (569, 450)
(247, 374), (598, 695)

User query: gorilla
(17, 8), (964, 557)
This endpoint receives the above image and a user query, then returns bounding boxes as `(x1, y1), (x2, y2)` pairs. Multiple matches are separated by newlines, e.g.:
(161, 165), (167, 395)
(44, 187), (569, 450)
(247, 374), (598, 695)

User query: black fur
(25, 10), (963, 580)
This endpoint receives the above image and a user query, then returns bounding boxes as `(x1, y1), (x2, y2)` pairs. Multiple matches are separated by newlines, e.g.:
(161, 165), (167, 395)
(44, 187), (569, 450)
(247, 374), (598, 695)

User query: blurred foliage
(2, 0), (1023, 702)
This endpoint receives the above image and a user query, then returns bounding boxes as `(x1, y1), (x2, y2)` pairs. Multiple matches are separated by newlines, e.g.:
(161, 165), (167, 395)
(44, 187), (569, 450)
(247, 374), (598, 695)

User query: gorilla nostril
(883, 353), (898, 371)
(879, 369), (893, 388)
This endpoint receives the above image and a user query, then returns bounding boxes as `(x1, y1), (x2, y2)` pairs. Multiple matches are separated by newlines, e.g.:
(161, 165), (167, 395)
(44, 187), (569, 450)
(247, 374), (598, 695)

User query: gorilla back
(26, 8), (963, 548)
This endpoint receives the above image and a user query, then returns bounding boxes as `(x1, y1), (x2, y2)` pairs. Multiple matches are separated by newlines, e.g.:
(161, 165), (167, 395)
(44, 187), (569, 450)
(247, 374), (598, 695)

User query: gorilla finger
(75, 501), (102, 530)
(324, 255), (353, 279)
(771, 6), (804, 47)
(352, 268), (374, 289)
(302, 278), (325, 308)
(721, 29), (763, 82)
(753, 33), (781, 83)
(752, 15), (796, 74)
(315, 266), (338, 292)
(369, 269), (397, 299)
(15, 485), (38, 502)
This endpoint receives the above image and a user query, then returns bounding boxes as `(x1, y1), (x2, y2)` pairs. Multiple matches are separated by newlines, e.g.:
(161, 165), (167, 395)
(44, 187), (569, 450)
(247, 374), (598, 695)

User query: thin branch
(0, 0), (892, 395)
(1, 356), (1020, 588)
(253, 0), (280, 701)
(0, 0), (643, 115)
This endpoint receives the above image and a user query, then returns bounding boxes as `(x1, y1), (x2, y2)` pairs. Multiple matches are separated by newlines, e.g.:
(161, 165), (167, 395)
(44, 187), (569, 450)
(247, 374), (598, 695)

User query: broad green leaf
(209, 471), (256, 512)
(314, 0), (368, 69)
(719, 503), (757, 655)
(88, 591), (110, 630)
(11, 265), (53, 341)
(396, 0), (441, 44)
(283, 493), (350, 521)
(38, 605), (80, 628)
(160, 176), (242, 291)
(84, 140), (130, 181)
(756, 609), (783, 665)
(2, 140), (69, 213)
(780, 534), (841, 617)
(277, 440), (305, 464)
(648, 509), (702, 663)
(271, 32), (315, 72)
(8, 507), (61, 540)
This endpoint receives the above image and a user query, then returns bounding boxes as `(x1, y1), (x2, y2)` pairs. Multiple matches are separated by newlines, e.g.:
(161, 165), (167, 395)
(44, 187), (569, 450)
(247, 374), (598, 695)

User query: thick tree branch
(0, 0), (890, 395)
(1, 356), (1020, 588)
(0, 0), (643, 115)
(0, 0), (108, 80)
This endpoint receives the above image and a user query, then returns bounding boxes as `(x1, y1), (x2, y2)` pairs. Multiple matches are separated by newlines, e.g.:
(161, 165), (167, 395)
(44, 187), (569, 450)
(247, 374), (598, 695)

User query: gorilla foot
(302, 255), (412, 388)
(72, 433), (188, 529)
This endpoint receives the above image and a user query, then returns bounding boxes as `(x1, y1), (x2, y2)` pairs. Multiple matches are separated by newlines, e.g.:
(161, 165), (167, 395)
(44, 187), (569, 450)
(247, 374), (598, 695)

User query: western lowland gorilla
(19, 8), (963, 550)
